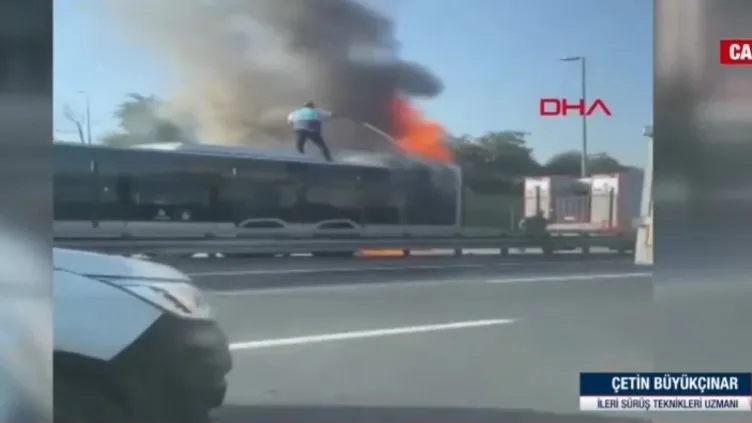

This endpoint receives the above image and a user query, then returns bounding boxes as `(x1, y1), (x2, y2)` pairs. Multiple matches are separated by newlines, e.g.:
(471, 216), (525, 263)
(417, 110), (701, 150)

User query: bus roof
(134, 143), (403, 168)
(54, 141), (403, 169)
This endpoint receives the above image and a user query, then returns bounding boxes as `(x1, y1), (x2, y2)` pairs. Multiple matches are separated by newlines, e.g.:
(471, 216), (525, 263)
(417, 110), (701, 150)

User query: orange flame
(390, 96), (454, 163)
(359, 98), (454, 257)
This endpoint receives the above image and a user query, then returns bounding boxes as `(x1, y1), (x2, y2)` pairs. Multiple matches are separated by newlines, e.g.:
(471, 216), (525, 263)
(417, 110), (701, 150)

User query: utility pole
(77, 90), (91, 144)
(560, 56), (588, 178)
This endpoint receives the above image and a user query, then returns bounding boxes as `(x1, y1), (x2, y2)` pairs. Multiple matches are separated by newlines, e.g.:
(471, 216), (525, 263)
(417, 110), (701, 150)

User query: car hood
(52, 248), (190, 282)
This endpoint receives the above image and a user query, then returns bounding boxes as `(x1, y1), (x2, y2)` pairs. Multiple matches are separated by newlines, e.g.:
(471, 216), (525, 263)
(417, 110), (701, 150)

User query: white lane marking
(229, 318), (516, 351)
(208, 278), (468, 296)
(187, 258), (627, 277)
(190, 263), (482, 276)
(205, 268), (650, 296)
(485, 272), (652, 284)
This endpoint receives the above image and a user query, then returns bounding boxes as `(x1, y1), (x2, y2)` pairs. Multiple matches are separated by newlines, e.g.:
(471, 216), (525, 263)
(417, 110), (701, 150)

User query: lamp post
(560, 56), (587, 178)
(76, 90), (91, 144)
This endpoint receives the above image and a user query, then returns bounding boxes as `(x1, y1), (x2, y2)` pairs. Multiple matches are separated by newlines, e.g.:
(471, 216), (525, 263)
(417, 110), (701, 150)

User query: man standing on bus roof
(287, 102), (335, 162)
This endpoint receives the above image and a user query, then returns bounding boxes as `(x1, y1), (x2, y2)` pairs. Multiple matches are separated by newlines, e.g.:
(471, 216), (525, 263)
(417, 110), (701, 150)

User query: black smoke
(106, 0), (443, 151)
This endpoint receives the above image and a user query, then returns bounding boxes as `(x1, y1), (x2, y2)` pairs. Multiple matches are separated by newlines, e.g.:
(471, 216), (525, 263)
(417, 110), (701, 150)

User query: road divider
(54, 234), (634, 257)
(187, 258), (629, 278)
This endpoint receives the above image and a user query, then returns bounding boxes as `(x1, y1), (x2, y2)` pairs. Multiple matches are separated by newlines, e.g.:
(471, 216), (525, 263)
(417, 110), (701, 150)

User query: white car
(53, 248), (231, 422)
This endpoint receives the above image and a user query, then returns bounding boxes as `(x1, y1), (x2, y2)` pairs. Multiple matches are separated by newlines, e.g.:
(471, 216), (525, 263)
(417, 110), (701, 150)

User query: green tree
(101, 93), (187, 147)
(450, 130), (541, 177)
(544, 150), (625, 176)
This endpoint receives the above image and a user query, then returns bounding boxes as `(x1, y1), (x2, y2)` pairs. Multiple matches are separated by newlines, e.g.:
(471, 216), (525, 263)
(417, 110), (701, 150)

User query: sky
(53, 0), (652, 166)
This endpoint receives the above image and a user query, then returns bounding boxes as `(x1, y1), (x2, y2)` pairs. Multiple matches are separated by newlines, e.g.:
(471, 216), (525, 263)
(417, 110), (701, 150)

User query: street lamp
(560, 56), (587, 178)
(76, 90), (92, 144)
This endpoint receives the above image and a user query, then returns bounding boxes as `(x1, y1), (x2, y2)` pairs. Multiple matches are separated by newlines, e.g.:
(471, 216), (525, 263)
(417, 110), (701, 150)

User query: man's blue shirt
(287, 107), (333, 132)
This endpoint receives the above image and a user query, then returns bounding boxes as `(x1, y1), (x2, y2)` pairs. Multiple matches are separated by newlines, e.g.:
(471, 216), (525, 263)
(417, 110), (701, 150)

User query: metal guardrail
(54, 234), (635, 255)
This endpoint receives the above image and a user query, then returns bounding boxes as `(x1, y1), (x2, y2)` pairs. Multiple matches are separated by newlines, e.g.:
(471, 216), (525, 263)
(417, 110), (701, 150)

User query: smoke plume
(105, 0), (443, 152)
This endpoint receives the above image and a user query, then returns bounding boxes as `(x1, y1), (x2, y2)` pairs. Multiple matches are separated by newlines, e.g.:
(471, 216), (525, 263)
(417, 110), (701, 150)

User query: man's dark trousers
(295, 129), (333, 162)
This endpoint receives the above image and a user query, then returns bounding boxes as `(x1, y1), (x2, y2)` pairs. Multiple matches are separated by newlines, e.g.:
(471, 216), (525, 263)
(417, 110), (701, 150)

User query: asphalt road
(166, 254), (654, 422)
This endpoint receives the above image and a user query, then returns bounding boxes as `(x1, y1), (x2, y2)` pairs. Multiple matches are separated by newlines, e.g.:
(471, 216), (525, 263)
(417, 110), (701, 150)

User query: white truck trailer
(524, 170), (644, 235)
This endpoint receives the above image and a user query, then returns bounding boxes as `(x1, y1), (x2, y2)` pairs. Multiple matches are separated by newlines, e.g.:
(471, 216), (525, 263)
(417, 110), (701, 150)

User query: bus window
(361, 167), (403, 225)
(218, 159), (300, 225)
(402, 164), (458, 225)
(54, 145), (94, 221)
(300, 164), (365, 224)
(99, 149), (218, 222)
(95, 163), (127, 221)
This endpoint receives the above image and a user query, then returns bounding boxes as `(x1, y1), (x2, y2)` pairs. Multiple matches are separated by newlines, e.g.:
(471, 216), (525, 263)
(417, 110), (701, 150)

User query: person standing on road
(287, 102), (336, 162)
